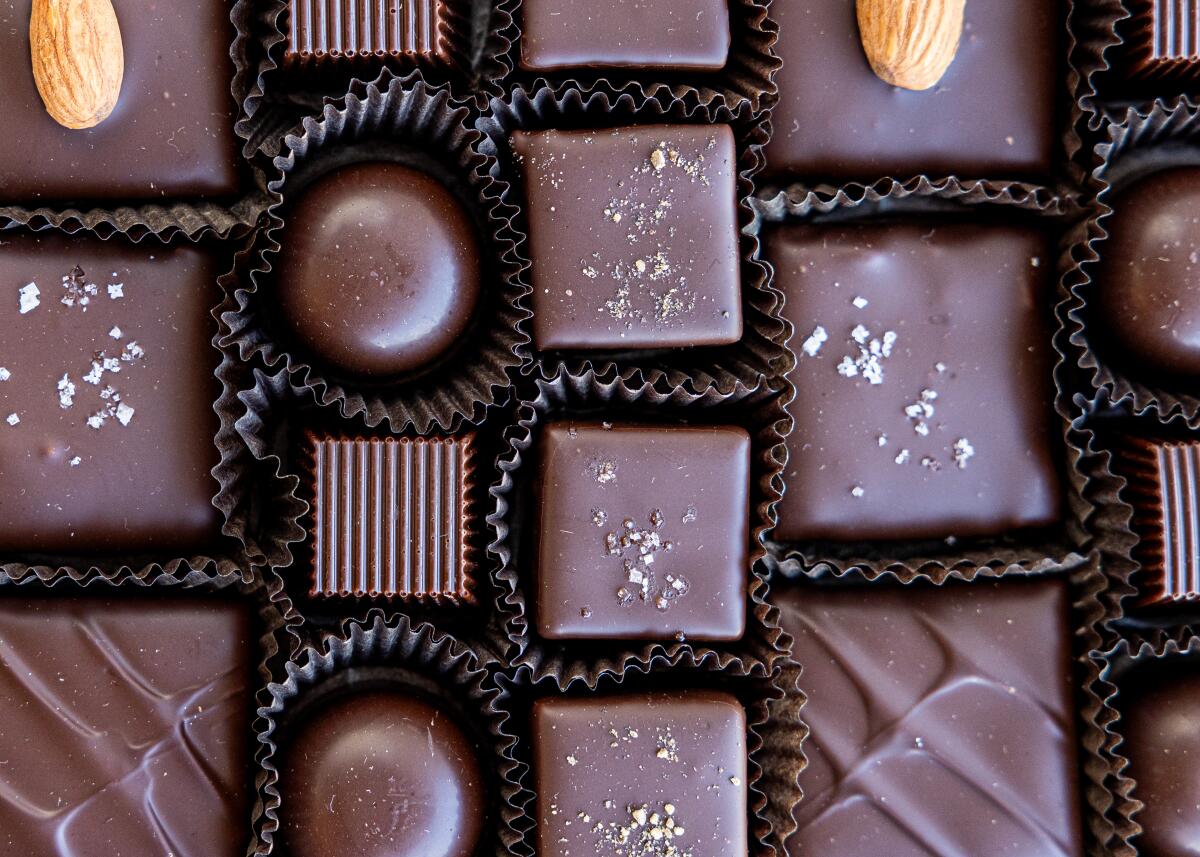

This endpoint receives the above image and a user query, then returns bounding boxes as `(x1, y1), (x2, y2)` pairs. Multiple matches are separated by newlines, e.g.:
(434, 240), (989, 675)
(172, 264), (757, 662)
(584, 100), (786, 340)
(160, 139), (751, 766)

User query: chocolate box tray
(2, 1), (1199, 856)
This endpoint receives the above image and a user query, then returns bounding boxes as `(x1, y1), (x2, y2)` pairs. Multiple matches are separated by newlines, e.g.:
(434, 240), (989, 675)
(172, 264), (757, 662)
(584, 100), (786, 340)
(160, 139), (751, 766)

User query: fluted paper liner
(496, 649), (805, 857)
(486, 365), (789, 684)
(219, 68), (531, 435)
(478, 80), (790, 398)
(251, 611), (519, 856)
(758, 178), (1091, 584)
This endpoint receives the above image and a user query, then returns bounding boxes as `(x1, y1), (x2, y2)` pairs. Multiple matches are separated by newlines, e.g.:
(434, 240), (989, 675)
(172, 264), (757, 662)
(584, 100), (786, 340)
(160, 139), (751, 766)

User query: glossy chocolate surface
(535, 421), (749, 641)
(0, 598), (253, 857)
(308, 433), (476, 599)
(0, 0), (240, 204)
(286, 0), (447, 63)
(279, 690), (485, 857)
(519, 0), (730, 71)
(766, 0), (1058, 180)
(533, 691), (747, 857)
(275, 162), (481, 378)
(513, 125), (742, 350)
(767, 221), (1060, 543)
(779, 579), (1082, 857)
(1119, 661), (1200, 857)
(1096, 167), (1200, 378)
(0, 232), (221, 553)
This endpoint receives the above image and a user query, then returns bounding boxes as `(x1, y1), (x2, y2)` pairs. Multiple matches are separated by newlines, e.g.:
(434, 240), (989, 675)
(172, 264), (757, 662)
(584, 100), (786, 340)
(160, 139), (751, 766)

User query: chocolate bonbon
(285, 0), (447, 64)
(279, 689), (485, 857)
(513, 125), (742, 350)
(1115, 657), (1200, 857)
(274, 161), (481, 378)
(532, 691), (747, 857)
(0, 598), (253, 856)
(535, 421), (749, 641)
(779, 579), (1082, 857)
(765, 0), (1057, 180)
(1125, 0), (1200, 81)
(1119, 437), (1200, 605)
(1095, 167), (1200, 379)
(307, 433), (476, 599)
(519, 0), (730, 71)
(0, 0), (240, 203)
(766, 221), (1060, 543)
(0, 232), (221, 553)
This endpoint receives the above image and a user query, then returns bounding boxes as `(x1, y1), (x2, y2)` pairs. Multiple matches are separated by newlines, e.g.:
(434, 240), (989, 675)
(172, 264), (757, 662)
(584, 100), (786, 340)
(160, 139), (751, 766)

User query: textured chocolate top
(307, 433), (476, 599)
(0, 233), (221, 553)
(532, 691), (747, 857)
(765, 0), (1058, 180)
(286, 0), (446, 62)
(275, 162), (481, 378)
(279, 690), (485, 857)
(519, 0), (730, 71)
(1122, 437), (1200, 605)
(1126, 0), (1200, 80)
(0, 598), (253, 857)
(767, 221), (1060, 542)
(1118, 660), (1200, 857)
(0, 0), (240, 203)
(513, 125), (742, 350)
(535, 422), (749, 641)
(779, 579), (1082, 857)
(1096, 167), (1200, 378)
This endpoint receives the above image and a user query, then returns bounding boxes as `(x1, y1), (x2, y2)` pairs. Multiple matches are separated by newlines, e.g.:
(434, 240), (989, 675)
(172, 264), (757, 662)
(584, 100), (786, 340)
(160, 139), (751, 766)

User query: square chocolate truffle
(1125, 0), (1200, 81)
(1119, 437), (1200, 605)
(513, 125), (742, 350)
(285, 0), (448, 64)
(307, 433), (477, 600)
(1115, 657), (1200, 857)
(779, 579), (1082, 857)
(520, 0), (730, 71)
(766, 222), (1060, 543)
(0, 0), (240, 203)
(535, 422), (749, 641)
(533, 691), (748, 857)
(0, 598), (253, 856)
(766, 0), (1058, 181)
(0, 232), (221, 553)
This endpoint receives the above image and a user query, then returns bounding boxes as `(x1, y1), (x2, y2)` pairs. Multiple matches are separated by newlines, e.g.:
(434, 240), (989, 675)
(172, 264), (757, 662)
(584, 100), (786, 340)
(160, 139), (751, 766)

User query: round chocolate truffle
(1121, 665), (1200, 857)
(279, 690), (485, 857)
(1097, 166), (1200, 377)
(275, 161), (481, 377)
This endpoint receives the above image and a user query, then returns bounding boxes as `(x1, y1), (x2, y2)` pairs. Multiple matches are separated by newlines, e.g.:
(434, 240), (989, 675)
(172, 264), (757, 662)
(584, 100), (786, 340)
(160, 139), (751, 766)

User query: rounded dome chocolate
(275, 161), (481, 378)
(1097, 166), (1200, 378)
(279, 690), (485, 857)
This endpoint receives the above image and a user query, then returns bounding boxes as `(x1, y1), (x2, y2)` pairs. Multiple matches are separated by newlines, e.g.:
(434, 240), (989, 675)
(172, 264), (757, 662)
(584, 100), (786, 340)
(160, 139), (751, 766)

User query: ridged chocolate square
(285, 0), (445, 63)
(307, 433), (476, 599)
(1122, 437), (1200, 604)
(1128, 0), (1200, 80)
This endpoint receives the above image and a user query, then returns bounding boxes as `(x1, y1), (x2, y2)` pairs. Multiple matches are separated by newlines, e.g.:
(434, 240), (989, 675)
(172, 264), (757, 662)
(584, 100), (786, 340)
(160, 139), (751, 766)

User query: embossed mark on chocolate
(286, 0), (444, 62)
(308, 433), (476, 599)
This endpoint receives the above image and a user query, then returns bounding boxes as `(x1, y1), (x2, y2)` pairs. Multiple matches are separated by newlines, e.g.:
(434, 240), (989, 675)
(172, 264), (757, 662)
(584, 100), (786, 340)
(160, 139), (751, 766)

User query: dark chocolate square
(285, 0), (449, 63)
(532, 691), (748, 857)
(766, 222), (1060, 543)
(519, 0), (730, 71)
(0, 598), (253, 856)
(1125, 0), (1200, 81)
(0, 0), (240, 203)
(779, 579), (1082, 857)
(536, 422), (749, 641)
(0, 232), (221, 553)
(513, 125), (742, 350)
(765, 0), (1058, 181)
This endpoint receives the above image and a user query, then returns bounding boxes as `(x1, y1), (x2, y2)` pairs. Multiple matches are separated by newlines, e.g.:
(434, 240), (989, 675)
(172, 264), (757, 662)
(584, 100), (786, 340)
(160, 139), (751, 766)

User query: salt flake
(18, 283), (39, 314)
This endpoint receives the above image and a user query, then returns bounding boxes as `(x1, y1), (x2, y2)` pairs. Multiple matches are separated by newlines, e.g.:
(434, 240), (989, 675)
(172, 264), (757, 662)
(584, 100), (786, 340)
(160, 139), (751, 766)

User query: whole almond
(857, 0), (965, 91)
(30, 0), (125, 130)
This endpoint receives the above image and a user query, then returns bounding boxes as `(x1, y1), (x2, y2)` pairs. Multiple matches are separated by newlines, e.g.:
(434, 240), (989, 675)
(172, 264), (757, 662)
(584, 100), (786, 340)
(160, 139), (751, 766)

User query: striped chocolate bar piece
(1123, 437), (1200, 605)
(309, 434), (475, 599)
(1129, 0), (1200, 80)
(286, 0), (444, 62)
